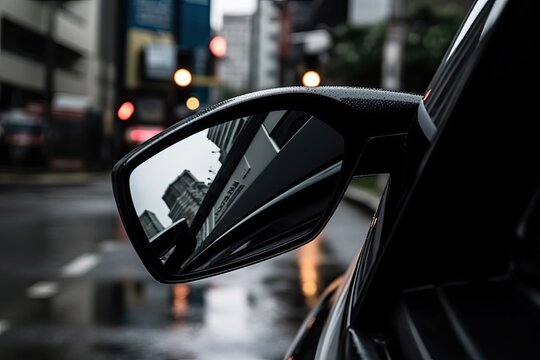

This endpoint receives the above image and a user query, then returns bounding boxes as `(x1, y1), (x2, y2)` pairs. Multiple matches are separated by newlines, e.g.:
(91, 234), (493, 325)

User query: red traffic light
(117, 101), (135, 121)
(209, 36), (227, 58)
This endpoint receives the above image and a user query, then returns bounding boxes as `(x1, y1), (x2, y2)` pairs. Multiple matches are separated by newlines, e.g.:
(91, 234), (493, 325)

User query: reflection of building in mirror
(197, 111), (316, 241)
(163, 170), (208, 225)
(139, 210), (165, 239)
(207, 117), (248, 163)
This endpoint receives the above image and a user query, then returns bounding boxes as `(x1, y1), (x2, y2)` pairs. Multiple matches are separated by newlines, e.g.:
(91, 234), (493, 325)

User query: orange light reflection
(297, 234), (325, 308)
(172, 284), (190, 319)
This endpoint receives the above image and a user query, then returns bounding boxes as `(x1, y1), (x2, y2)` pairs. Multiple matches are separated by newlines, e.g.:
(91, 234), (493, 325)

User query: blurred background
(0, 0), (471, 359)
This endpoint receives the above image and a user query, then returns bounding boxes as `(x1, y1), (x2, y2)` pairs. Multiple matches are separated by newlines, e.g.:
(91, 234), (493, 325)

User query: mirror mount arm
(150, 218), (196, 259)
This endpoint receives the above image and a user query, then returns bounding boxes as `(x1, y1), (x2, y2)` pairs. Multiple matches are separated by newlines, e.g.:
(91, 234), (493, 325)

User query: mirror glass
(129, 110), (345, 275)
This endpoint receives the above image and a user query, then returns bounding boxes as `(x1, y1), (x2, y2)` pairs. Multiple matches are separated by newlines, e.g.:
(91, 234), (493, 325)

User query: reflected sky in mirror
(130, 130), (222, 231)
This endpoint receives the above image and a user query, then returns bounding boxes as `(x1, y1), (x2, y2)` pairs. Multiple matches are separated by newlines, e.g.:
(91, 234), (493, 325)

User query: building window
(1, 17), (44, 62)
(1, 16), (84, 74)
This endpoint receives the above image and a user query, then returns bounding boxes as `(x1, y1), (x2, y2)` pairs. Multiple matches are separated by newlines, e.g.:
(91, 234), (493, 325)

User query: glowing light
(209, 36), (227, 58)
(297, 235), (324, 308)
(117, 101), (135, 121)
(302, 71), (321, 87)
(186, 96), (200, 110)
(172, 284), (190, 319)
(174, 68), (192, 87)
(125, 126), (164, 144)
(423, 88), (432, 101)
(302, 281), (318, 296)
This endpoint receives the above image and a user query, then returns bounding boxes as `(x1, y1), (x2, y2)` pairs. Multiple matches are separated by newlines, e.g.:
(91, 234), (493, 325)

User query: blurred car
(0, 108), (45, 167)
(113, 1), (540, 359)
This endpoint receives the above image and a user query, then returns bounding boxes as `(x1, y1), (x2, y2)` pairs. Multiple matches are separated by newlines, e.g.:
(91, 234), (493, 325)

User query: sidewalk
(0, 171), (109, 186)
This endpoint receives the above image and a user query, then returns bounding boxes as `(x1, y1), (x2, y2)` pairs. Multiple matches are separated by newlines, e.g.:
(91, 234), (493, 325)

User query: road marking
(0, 320), (9, 335)
(61, 253), (100, 277)
(99, 239), (121, 252)
(26, 281), (59, 299)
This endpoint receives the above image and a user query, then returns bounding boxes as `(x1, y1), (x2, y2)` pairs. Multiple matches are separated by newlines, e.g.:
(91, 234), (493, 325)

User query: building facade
(0, 0), (116, 112)
(250, 0), (281, 90)
(139, 209), (165, 239)
(217, 15), (252, 93)
(162, 170), (209, 225)
(0, 0), (117, 168)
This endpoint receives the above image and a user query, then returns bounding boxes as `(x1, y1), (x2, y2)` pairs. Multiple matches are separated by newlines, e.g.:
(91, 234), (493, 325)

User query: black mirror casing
(112, 86), (421, 283)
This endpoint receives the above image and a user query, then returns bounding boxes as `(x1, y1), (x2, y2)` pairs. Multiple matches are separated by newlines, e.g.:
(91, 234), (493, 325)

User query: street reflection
(297, 234), (325, 308)
(172, 284), (190, 319)
(0, 174), (371, 359)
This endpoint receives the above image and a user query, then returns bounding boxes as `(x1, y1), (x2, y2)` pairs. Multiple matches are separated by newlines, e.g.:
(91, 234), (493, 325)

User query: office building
(250, 1), (281, 90)
(217, 15), (252, 93)
(163, 170), (209, 224)
(139, 210), (165, 239)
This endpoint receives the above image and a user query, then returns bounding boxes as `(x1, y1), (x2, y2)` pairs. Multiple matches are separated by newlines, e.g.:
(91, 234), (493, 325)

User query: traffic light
(209, 35), (227, 58)
(117, 101), (135, 121)
(205, 35), (227, 79)
(174, 48), (195, 109)
(175, 48), (193, 88)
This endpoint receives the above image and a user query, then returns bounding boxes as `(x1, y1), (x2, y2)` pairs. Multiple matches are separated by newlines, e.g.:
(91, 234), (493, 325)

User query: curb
(343, 186), (380, 212)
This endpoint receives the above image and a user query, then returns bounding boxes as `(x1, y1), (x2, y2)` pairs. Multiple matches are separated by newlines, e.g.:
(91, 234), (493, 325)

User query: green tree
(402, 5), (462, 92)
(323, 5), (462, 93)
(324, 25), (386, 88)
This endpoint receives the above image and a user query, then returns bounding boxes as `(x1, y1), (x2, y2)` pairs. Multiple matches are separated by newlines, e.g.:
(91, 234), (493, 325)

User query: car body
(113, 1), (540, 359)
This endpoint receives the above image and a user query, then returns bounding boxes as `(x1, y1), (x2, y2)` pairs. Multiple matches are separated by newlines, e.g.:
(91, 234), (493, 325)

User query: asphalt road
(0, 174), (373, 359)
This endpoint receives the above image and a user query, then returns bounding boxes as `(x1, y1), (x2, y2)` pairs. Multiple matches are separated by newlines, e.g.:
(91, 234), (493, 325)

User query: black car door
(341, 1), (540, 359)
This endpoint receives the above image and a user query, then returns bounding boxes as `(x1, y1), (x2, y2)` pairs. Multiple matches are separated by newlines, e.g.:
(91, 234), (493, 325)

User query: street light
(302, 70), (321, 87)
(174, 68), (192, 87)
(186, 96), (200, 110)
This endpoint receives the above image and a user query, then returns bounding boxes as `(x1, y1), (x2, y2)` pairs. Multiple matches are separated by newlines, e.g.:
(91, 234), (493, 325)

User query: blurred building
(114, 0), (213, 159)
(217, 15), (252, 93)
(0, 0), (117, 168)
(139, 209), (165, 239)
(250, 1), (281, 90)
(163, 170), (209, 224)
(0, 1), (115, 109)
(307, 0), (473, 91)
(348, 0), (391, 25)
(313, 0), (472, 27)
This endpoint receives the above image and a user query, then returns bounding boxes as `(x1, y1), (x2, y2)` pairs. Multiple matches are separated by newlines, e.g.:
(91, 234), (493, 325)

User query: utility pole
(381, 0), (405, 90)
(45, 1), (58, 118)
(44, 1), (58, 166)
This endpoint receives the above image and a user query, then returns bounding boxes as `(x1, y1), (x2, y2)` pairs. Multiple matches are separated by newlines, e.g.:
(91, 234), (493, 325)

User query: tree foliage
(324, 25), (386, 88)
(323, 5), (462, 93)
(402, 5), (463, 92)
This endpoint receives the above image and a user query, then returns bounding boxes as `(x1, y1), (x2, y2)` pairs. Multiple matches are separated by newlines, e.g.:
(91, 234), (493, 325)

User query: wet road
(0, 174), (373, 359)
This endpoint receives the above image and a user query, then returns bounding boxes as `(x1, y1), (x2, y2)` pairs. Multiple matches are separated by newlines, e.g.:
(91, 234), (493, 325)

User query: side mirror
(112, 87), (420, 283)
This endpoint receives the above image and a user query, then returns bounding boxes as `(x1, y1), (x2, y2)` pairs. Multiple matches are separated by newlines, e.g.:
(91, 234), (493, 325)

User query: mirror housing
(113, 87), (421, 283)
